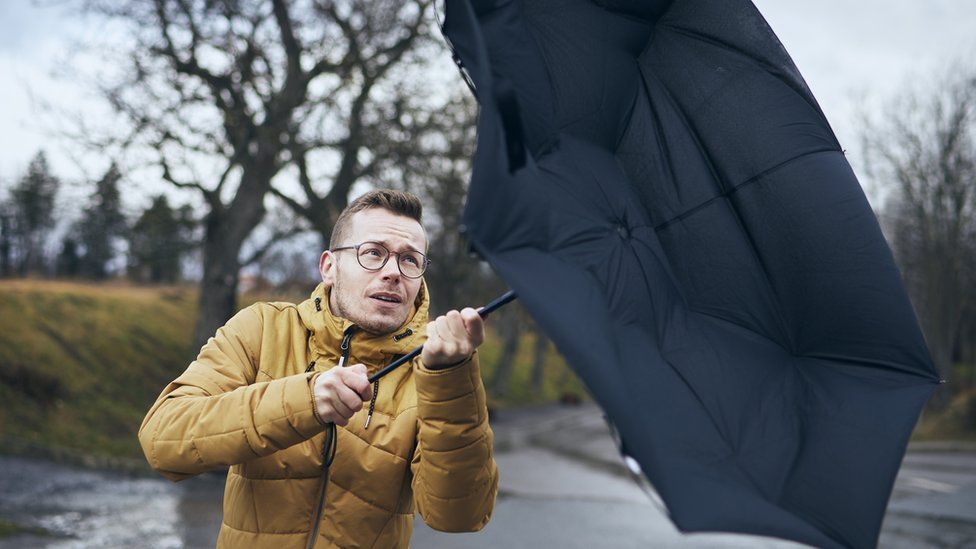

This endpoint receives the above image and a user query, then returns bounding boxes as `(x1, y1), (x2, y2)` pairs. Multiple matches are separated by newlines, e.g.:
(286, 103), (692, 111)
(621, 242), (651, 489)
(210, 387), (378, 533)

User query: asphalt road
(416, 404), (976, 548)
(1, 403), (974, 548)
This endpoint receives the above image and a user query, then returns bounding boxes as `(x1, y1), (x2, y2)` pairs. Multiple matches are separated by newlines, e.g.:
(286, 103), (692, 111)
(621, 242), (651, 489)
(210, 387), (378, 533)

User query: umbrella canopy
(443, 0), (941, 547)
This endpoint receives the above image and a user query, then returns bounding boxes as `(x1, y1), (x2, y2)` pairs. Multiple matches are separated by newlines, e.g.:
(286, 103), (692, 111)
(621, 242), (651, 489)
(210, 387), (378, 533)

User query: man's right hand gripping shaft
(312, 364), (373, 426)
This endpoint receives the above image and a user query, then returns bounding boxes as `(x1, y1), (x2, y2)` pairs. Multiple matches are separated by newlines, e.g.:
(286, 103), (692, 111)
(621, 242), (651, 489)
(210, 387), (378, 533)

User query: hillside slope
(0, 281), (197, 460)
(0, 280), (586, 462)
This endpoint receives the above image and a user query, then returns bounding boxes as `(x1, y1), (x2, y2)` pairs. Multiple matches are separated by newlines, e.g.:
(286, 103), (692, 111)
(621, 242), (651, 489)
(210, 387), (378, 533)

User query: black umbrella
(442, 0), (941, 547)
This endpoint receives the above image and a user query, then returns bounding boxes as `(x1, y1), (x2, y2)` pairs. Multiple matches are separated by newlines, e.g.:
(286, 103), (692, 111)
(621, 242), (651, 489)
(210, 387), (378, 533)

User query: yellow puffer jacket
(138, 282), (498, 548)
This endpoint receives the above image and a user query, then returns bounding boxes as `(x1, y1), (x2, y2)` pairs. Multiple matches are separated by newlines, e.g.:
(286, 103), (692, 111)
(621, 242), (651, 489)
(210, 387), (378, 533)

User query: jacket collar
(298, 281), (429, 367)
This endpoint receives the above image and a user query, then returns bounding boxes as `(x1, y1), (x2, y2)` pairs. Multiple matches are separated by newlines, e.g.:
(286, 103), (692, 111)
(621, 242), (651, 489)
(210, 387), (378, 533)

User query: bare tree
(530, 323), (550, 395)
(265, 1), (449, 247)
(489, 306), (522, 399)
(71, 0), (434, 350)
(861, 65), (976, 401)
(399, 91), (507, 313)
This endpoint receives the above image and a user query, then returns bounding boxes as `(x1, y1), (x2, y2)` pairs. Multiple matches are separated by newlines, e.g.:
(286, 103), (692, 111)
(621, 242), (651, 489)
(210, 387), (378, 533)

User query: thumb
(344, 363), (372, 401)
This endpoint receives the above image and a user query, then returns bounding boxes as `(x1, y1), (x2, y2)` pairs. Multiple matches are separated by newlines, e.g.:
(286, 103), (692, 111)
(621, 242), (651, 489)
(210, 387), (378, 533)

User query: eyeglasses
(330, 241), (430, 279)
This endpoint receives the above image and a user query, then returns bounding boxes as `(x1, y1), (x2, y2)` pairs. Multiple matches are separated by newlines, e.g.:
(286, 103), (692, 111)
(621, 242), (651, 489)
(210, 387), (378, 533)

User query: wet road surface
(2, 403), (974, 548)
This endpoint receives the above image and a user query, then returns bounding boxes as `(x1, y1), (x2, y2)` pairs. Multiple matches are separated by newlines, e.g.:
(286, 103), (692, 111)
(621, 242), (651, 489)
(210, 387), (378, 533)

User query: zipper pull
(338, 330), (353, 368)
(305, 360), (317, 373)
(364, 380), (379, 429)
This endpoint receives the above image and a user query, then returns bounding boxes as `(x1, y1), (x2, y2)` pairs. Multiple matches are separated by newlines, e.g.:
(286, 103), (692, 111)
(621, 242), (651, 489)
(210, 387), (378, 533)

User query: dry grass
(0, 280), (197, 459)
(0, 279), (585, 461)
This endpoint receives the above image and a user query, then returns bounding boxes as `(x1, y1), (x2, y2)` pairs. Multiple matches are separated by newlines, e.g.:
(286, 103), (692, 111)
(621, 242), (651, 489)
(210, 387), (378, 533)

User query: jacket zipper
(366, 330), (407, 428)
(306, 329), (353, 549)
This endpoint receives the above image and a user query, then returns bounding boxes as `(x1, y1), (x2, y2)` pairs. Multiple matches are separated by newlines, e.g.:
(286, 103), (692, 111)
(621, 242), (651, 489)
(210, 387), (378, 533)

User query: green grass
(476, 331), (587, 409)
(912, 385), (976, 442)
(0, 280), (197, 461)
(0, 280), (584, 463)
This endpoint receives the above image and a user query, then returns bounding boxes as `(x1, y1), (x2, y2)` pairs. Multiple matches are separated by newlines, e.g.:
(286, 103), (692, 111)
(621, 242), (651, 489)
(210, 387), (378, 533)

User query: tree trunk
(490, 311), (521, 398)
(190, 168), (270, 355)
(0, 214), (10, 277)
(531, 328), (548, 394)
(917, 262), (967, 410)
(191, 231), (242, 355)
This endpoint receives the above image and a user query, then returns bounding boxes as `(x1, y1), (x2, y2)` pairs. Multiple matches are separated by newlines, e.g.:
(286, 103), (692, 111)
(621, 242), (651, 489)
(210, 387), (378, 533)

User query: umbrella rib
(637, 66), (796, 353)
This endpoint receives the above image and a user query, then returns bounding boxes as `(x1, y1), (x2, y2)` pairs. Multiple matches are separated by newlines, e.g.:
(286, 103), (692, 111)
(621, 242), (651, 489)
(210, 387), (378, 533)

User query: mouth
(369, 292), (403, 305)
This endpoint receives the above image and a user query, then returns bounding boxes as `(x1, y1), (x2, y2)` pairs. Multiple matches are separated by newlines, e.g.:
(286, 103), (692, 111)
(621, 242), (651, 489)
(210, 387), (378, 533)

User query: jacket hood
(298, 280), (429, 368)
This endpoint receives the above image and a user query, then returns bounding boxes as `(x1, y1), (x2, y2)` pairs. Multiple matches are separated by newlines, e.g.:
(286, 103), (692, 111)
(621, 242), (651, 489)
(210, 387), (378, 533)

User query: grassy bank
(0, 280), (585, 463)
(912, 387), (976, 442)
(0, 280), (197, 461)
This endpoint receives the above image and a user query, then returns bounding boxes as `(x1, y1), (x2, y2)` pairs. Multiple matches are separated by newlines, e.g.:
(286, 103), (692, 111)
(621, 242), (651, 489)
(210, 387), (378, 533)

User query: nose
(379, 255), (402, 281)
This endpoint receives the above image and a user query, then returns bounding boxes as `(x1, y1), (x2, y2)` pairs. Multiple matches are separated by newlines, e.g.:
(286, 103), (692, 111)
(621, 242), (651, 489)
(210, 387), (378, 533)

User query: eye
(360, 244), (385, 257)
(403, 254), (421, 266)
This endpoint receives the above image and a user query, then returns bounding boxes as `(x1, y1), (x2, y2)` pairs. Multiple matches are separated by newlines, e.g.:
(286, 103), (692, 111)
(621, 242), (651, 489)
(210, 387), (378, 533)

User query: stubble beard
(330, 263), (404, 336)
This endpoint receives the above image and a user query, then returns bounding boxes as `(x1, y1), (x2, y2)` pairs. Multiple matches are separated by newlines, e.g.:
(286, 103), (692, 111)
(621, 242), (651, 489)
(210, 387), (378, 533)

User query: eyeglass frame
(329, 241), (431, 279)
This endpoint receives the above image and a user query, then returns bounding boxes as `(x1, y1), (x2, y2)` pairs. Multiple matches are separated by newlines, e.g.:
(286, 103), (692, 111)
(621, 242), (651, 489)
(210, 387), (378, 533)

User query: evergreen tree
(78, 164), (127, 279)
(57, 238), (81, 277)
(9, 152), (59, 276)
(0, 200), (13, 277)
(128, 195), (195, 283)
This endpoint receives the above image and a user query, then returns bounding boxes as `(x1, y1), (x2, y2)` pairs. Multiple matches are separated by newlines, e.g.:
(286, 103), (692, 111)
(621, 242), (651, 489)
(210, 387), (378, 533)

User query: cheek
(407, 280), (423, 303)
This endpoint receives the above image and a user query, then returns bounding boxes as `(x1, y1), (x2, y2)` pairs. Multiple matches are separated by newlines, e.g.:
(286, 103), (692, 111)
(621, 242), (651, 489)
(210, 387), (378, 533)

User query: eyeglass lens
(357, 242), (426, 278)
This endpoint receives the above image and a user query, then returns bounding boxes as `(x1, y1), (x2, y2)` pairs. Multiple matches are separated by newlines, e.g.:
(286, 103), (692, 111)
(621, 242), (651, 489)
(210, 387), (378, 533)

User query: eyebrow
(367, 239), (423, 254)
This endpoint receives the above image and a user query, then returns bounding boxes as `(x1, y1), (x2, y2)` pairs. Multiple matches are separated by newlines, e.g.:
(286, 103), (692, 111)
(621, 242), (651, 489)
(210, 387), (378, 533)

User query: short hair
(329, 189), (424, 250)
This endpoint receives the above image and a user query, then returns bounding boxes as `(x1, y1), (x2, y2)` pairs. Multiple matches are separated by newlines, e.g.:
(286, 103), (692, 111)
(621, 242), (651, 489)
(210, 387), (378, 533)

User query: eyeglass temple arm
(368, 290), (518, 383)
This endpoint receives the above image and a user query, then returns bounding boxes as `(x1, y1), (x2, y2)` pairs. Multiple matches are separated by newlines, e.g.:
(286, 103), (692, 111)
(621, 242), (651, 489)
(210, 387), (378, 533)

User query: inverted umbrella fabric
(443, 0), (941, 547)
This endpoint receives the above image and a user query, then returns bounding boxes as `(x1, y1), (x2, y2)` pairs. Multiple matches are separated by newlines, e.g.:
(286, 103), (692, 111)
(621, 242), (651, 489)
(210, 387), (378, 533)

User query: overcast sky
(1, 0), (974, 211)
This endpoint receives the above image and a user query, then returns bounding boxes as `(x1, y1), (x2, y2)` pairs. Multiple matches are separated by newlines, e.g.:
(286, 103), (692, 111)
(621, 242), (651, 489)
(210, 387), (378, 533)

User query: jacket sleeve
(410, 351), (499, 532)
(138, 305), (324, 481)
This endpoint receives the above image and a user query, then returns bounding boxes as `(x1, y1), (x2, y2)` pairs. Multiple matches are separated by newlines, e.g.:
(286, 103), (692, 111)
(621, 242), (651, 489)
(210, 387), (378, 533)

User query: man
(139, 189), (498, 548)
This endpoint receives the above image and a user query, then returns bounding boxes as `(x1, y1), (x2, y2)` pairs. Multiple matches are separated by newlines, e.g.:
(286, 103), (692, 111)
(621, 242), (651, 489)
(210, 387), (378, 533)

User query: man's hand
(312, 364), (373, 426)
(422, 308), (486, 369)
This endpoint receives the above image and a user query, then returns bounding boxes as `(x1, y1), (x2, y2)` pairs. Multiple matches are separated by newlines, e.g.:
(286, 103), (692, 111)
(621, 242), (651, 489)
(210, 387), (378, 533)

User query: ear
(319, 250), (336, 288)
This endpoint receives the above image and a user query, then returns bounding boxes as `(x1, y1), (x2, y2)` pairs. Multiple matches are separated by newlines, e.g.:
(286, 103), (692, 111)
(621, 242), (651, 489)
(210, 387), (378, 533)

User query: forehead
(346, 208), (426, 251)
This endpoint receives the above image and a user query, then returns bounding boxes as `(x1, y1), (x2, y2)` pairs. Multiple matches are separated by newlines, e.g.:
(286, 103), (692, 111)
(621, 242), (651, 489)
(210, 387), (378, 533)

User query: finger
(335, 384), (365, 416)
(326, 388), (353, 420)
(360, 381), (374, 403)
(426, 319), (443, 349)
(340, 364), (371, 398)
(460, 307), (485, 346)
(435, 316), (460, 356)
(444, 310), (468, 341)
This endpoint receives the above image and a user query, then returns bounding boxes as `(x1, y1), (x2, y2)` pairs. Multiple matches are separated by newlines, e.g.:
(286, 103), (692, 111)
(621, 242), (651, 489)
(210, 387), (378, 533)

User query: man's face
(319, 208), (426, 335)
